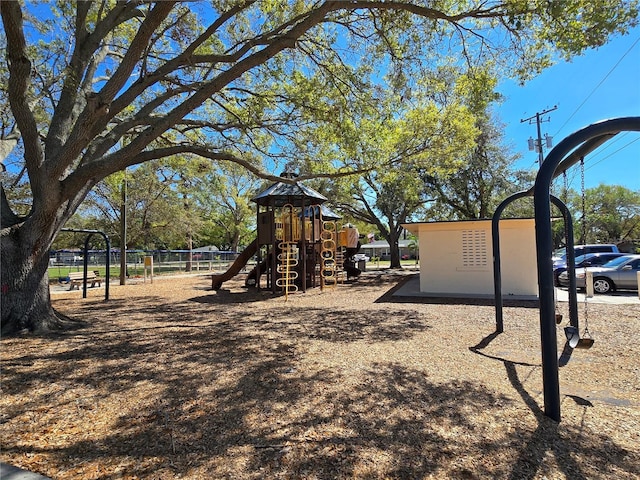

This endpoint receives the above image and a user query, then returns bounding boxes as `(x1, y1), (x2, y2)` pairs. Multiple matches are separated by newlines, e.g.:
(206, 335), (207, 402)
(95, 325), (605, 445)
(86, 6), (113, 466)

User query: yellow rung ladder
(320, 220), (339, 289)
(276, 241), (298, 300)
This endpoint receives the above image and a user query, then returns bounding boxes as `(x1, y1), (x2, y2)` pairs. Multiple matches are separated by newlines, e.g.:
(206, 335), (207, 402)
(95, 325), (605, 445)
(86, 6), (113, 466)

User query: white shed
(403, 218), (538, 300)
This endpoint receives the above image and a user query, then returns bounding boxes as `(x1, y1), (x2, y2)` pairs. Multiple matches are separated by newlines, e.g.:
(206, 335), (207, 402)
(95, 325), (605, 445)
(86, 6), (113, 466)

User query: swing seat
(564, 326), (580, 348)
(576, 336), (594, 349)
(564, 326), (594, 349)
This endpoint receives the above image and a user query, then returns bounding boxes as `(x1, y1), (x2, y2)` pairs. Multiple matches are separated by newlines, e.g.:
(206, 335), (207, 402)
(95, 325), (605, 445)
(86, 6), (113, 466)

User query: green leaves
(572, 184), (640, 243)
(3, 0), (638, 250)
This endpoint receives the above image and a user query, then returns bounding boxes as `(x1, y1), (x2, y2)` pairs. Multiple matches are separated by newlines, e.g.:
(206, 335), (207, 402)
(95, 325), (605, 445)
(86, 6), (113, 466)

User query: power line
(573, 132), (629, 167)
(554, 36), (640, 137)
(583, 131), (629, 159)
(584, 136), (640, 171)
(558, 133), (637, 190)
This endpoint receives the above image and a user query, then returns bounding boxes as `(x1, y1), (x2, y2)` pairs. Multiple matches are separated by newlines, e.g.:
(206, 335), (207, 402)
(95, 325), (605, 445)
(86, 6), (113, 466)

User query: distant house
(359, 239), (416, 260)
(402, 218), (538, 299)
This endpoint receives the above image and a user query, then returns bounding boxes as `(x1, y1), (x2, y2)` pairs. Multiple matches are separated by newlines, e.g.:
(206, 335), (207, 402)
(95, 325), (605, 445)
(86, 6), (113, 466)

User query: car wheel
(592, 277), (613, 294)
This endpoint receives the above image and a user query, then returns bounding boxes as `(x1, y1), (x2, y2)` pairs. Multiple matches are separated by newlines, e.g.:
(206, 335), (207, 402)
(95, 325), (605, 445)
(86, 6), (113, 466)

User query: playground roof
(302, 204), (342, 220)
(252, 180), (328, 207)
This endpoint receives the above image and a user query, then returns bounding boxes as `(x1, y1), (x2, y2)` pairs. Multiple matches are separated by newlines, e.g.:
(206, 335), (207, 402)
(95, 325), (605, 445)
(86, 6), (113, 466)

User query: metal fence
(49, 249), (242, 276)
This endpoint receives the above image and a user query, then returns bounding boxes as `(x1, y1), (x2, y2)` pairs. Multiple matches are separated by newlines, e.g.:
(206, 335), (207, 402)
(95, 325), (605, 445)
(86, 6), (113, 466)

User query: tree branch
(1, 2), (44, 173)
(46, 1), (141, 159)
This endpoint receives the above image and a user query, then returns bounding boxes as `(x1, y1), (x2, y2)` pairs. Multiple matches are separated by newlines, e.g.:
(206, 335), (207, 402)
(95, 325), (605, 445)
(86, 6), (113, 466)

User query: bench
(68, 271), (101, 290)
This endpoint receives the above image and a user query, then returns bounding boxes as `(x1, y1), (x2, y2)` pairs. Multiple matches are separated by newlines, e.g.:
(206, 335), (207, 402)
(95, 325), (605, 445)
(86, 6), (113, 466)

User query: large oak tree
(1, 1), (637, 333)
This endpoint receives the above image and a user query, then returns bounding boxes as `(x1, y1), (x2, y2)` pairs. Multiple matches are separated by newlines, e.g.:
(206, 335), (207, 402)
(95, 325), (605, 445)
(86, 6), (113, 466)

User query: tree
(1, 1), (638, 333)
(79, 159), (204, 250)
(307, 67), (525, 268)
(322, 98), (478, 268)
(569, 184), (640, 244)
(193, 162), (258, 252)
(420, 69), (535, 221)
(64, 157), (256, 253)
(422, 112), (535, 220)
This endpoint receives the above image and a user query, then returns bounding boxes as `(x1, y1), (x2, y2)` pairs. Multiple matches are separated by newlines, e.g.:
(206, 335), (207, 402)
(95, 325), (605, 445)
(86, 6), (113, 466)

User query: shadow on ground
(1, 276), (637, 479)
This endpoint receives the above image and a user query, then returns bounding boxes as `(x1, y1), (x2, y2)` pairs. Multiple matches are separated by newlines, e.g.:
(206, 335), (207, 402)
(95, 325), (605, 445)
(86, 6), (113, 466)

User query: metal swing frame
(493, 191), (591, 347)
(60, 228), (111, 301)
(534, 117), (640, 422)
(492, 193), (579, 333)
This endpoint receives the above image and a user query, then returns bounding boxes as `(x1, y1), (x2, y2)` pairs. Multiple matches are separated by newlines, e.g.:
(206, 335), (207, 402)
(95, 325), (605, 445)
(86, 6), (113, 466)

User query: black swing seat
(564, 326), (594, 349)
(576, 337), (594, 349)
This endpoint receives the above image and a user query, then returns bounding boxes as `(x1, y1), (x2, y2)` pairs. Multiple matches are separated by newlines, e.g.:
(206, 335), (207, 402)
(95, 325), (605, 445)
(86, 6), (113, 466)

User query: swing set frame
(533, 117), (640, 422)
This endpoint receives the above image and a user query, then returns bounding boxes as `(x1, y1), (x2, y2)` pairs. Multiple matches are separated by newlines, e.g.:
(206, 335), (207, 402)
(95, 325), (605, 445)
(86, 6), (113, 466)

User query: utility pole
(119, 171), (127, 285)
(521, 105), (557, 164)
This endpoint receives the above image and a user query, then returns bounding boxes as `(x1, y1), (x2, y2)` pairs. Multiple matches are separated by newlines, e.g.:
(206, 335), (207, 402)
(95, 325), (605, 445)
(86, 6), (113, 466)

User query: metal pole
(104, 234), (110, 301)
(492, 190), (530, 332)
(82, 235), (91, 299)
(119, 174), (127, 285)
(536, 112), (544, 164)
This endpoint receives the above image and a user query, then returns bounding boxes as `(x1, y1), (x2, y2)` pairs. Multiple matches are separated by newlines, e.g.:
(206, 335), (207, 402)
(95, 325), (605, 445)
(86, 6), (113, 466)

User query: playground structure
(211, 171), (362, 293)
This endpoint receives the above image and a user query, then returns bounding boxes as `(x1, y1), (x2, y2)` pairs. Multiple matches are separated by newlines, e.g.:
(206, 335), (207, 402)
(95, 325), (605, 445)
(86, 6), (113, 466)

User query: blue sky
(496, 26), (640, 192)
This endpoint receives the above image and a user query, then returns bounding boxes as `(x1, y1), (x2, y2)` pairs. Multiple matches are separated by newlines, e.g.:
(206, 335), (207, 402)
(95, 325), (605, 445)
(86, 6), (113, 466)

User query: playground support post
(534, 117), (640, 422)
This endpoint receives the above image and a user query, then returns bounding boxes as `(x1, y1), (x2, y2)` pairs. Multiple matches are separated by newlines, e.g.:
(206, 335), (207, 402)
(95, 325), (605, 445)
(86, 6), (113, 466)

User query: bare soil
(1, 271), (639, 479)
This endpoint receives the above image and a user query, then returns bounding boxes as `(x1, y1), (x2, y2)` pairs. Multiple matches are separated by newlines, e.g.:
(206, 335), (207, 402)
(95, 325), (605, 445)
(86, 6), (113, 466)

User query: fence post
(144, 256), (154, 283)
(585, 271), (594, 298)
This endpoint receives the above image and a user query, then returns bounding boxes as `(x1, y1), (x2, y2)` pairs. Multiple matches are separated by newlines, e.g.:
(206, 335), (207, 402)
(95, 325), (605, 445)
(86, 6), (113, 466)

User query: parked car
(557, 254), (640, 293)
(552, 244), (620, 269)
(553, 252), (627, 286)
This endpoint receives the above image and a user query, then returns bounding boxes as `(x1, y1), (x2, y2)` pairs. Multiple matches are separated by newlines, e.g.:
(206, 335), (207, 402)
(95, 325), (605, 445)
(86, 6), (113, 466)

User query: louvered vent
(461, 229), (488, 268)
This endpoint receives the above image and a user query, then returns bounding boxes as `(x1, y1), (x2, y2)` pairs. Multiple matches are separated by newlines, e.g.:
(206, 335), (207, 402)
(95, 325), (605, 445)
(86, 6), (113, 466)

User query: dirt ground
(1, 271), (639, 479)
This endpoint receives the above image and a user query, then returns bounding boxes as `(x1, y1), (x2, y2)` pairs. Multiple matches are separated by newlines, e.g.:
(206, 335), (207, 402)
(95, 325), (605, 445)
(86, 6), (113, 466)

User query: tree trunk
(379, 224), (403, 269)
(231, 230), (241, 253)
(389, 237), (402, 269)
(186, 231), (193, 272)
(1, 229), (82, 335)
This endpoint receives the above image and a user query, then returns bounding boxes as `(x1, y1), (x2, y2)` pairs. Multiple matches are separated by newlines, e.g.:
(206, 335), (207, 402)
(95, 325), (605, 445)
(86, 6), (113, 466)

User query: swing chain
(562, 171), (570, 248)
(580, 157), (586, 243)
(580, 157), (591, 338)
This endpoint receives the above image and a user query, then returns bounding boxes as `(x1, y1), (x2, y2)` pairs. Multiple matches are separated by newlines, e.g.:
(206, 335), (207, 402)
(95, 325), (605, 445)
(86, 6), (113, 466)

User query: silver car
(558, 254), (640, 293)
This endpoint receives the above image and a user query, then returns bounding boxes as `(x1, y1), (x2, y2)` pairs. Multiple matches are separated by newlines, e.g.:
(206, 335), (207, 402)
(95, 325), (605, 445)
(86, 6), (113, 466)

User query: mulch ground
(1, 271), (639, 479)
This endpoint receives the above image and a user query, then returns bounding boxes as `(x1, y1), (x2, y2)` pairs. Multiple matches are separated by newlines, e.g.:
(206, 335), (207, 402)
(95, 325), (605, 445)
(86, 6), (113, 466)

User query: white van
(552, 244), (620, 268)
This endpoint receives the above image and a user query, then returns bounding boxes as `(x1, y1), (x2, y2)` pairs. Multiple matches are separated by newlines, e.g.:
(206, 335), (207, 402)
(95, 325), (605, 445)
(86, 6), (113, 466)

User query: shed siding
(413, 219), (537, 298)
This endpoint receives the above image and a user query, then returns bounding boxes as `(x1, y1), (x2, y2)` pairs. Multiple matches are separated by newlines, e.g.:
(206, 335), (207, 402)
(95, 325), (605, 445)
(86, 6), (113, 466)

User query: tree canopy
(1, 0), (638, 333)
(569, 184), (640, 244)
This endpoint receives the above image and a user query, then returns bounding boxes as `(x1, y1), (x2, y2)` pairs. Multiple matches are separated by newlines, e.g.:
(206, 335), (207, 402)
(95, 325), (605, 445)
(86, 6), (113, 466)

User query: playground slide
(211, 238), (257, 290)
(244, 252), (272, 287)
